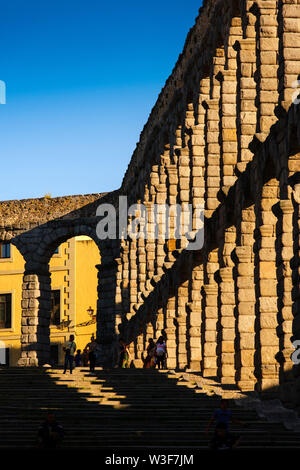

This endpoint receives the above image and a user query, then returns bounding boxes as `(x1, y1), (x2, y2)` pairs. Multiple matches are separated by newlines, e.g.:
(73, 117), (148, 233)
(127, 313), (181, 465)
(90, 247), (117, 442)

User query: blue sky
(0, 1), (202, 201)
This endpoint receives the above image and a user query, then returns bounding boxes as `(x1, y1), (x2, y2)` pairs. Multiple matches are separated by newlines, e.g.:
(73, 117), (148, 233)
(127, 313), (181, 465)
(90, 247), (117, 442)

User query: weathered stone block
(240, 350), (254, 366)
(260, 262), (276, 279)
(190, 312), (201, 326)
(260, 297), (278, 313)
(222, 365), (235, 377)
(240, 333), (255, 349)
(260, 280), (277, 296)
(260, 346), (278, 364)
(222, 341), (235, 353)
(260, 329), (279, 346)
(222, 353), (235, 365)
(238, 316), (255, 333)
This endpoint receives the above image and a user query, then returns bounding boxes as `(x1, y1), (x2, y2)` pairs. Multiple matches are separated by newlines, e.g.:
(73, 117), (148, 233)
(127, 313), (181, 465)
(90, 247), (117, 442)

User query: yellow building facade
(0, 236), (99, 366)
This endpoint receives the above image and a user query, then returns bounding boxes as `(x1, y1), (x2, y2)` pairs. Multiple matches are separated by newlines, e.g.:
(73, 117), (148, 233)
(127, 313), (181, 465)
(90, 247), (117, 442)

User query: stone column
(155, 307), (165, 341)
(234, 37), (256, 169)
(146, 166), (159, 285)
(256, 0), (278, 134)
(235, 243), (256, 391)
(113, 256), (123, 335)
(128, 234), (138, 315)
(155, 158), (168, 276)
(165, 285), (177, 370)
(291, 184), (300, 406)
(177, 146), (191, 244)
(121, 242), (130, 318)
(203, 99), (220, 216)
(202, 282), (218, 377)
(278, 199), (295, 401)
(257, 178), (280, 392)
(96, 251), (118, 365)
(137, 233), (146, 300)
(279, 1), (300, 107)
(165, 164), (178, 261)
(177, 279), (189, 369)
(220, 69), (238, 190)
(18, 271), (51, 366)
(187, 271), (203, 371)
(219, 17), (241, 181)
(219, 266), (236, 384)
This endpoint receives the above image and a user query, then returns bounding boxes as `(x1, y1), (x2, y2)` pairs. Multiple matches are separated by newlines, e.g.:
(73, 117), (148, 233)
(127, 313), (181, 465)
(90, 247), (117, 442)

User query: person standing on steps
(209, 422), (242, 451)
(205, 398), (245, 450)
(155, 336), (167, 370)
(37, 412), (64, 449)
(63, 334), (76, 374)
(118, 338), (130, 368)
(82, 347), (89, 366)
(143, 338), (156, 369)
(86, 335), (97, 374)
(161, 329), (168, 369)
(74, 349), (82, 368)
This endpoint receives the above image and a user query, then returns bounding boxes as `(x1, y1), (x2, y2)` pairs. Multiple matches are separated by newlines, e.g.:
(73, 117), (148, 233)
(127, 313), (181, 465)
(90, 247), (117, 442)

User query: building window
(0, 294), (12, 329)
(0, 242), (11, 259)
(50, 290), (61, 325)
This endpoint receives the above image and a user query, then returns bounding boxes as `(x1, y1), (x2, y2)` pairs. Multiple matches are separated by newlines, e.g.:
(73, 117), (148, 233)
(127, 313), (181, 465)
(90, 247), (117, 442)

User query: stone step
(0, 367), (298, 449)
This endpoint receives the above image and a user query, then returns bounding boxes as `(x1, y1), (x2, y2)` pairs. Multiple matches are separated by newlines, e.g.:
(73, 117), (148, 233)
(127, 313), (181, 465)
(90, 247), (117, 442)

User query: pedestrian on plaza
(74, 349), (82, 368)
(82, 348), (89, 366)
(143, 338), (156, 369)
(206, 398), (245, 450)
(118, 338), (130, 368)
(63, 334), (76, 374)
(86, 335), (98, 373)
(160, 329), (168, 368)
(155, 336), (167, 370)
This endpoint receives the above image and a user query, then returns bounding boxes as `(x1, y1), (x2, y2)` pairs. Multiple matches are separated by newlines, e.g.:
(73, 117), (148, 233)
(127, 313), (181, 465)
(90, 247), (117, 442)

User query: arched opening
(48, 235), (100, 367)
(17, 224), (105, 368)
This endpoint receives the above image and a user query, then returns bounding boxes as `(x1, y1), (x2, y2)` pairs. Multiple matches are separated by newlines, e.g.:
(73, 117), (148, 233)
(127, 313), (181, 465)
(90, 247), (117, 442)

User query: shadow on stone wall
(117, 100), (300, 401)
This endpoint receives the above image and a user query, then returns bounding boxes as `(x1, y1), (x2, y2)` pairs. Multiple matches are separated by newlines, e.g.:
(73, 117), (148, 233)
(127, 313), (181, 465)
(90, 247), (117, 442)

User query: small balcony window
(0, 294), (12, 329)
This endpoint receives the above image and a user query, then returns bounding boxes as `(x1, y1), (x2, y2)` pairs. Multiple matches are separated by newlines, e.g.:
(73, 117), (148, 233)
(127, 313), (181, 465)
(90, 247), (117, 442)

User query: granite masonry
(0, 0), (299, 406)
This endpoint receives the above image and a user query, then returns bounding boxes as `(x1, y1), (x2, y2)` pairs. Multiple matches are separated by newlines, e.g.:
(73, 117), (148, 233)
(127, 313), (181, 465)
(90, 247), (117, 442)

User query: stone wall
(0, 193), (107, 232)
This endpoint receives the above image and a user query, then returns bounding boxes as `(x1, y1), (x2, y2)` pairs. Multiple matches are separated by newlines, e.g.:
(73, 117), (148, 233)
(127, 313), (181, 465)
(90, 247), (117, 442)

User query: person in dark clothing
(86, 336), (97, 373)
(160, 329), (168, 368)
(155, 336), (167, 370)
(118, 338), (130, 368)
(37, 413), (64, 449)
(206, 399), (244, 450)
(63, 334), (76, 374)
(74, 349), (82, 367)
(143, 338), (156, 369)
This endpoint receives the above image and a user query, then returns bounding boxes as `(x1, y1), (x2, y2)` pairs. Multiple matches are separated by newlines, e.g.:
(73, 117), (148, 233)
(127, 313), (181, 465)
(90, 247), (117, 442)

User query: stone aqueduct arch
(0, 0), (299, 405)
(0, 192), (121, 366)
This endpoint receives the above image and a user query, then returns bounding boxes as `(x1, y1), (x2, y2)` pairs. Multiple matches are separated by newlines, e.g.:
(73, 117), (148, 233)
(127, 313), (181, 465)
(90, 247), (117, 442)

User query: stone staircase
(0, 366), (299, 449)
